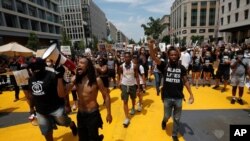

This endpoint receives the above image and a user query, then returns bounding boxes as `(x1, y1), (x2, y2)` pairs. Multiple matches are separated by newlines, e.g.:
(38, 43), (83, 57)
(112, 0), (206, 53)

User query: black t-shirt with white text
(157, 61), (186, 99)
(29, 70), (64, 115)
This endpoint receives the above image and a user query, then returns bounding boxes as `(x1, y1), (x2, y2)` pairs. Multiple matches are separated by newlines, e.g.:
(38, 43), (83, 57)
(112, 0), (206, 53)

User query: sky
(94, 0), (175, 42)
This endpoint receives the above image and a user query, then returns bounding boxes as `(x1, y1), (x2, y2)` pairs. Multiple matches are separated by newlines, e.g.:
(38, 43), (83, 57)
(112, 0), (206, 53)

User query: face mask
(108, 56), (112, 59)
(46, 62), (52, 66)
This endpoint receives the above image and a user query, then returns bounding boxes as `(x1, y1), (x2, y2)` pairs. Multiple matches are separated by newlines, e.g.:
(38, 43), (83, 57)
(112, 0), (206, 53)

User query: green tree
(161, 35), (170, 44)
(92, 36), (98, 51)
(138, 39), (142, 45)
(128, 38), (136, 44)
(61, 30), (71, 46)
(141, 17), (166, 40)
(27, 32), (39, 50)
(191, 35), (204, 45)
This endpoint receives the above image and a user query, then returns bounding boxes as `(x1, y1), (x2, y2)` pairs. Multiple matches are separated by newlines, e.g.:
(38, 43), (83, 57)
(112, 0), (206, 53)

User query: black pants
(77, 110), (103, 141)
(10, 75), (20, 99)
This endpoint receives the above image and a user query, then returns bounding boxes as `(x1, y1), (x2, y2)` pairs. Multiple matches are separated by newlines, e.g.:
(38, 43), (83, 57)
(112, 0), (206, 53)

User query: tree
(141, 17), (166, 40)
(138, 39), (142, 45)
(161, 35), (170, 44)
(191, 35), (204, 45)
(128, 38), (136, 44)
(61, 30), (71, 46)
(27, 32), (39, 50)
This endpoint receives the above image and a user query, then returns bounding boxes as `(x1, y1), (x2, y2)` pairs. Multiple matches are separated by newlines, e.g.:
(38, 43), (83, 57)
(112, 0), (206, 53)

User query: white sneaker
(137, 103), (142, 112)
(130, 108), (135, 115)
(28, 114), (35, 120)
(123, 118), (130, 126)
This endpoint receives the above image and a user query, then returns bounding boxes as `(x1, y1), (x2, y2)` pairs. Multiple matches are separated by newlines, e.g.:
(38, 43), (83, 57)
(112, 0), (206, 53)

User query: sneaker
(70, 121), (77, 136)
(221, 88), (226, 93)
(237, 99), (244, 105)
(137, 103), (142, 112)
(231, 98), (236, 104)
(130, 108), (135, 115)
(161, 121), (166, 130)
(28, 114), (35, 121)
(172, 136), (179, 141)
(123, 118), (130, 127)
(212, 85), (219, 89)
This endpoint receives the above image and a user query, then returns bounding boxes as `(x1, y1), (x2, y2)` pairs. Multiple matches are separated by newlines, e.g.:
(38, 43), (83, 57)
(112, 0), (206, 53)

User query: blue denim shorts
(36, 106), (72, 135)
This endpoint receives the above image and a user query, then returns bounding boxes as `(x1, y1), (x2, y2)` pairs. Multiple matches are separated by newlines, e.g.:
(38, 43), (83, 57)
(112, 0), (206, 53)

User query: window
(47, 12), (53, 22)
(227, 15), (230, 24)
(5, 13), (18, 28)
(55, 26), (60, 34)
(31, 20), (39, 31)
(201, 1), (207, 7)
(52, 3), (58, 12)
(191, 29), (197, 33)
(19, 17), (29, 29)
(247, 0), (250, 5)
(0, 13), (3, 26)
(235, 13), (239, 22)
(41, 23), (47, 32)
(200, 8), (207, 26)
(221, 17), (224, 25)
(245, 9), (249, 19)
(222, 6), (224, 14)
(208, 29), (214, 32)
(2, 0), (13, 10)
(237, 0), (240, 8)
(209, 8), (215, 25)
(199, 29), (206, 33)
(191, 9), (197, 26)
(16, 0), (26, 14)
(228, 3), (231, 11)
(45, 0), (51, 10)
(28, 5), (37, 17)
(210, 1), (216, 7)
(48, 24), (54, 33)
(37, 0), (43, 6)
(38, 9), (46, 20)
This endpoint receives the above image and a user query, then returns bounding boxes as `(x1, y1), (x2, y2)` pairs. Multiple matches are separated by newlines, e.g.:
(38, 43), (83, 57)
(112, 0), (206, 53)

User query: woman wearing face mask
(191, 49), (202, 88)
(230, 50), (249, 105)
(202, 51), (214, 87)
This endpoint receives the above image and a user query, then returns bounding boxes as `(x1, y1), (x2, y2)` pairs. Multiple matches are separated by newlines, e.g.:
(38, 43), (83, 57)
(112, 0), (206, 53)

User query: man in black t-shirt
(148, 39), (194, 141)
(28, 58), (77, 141)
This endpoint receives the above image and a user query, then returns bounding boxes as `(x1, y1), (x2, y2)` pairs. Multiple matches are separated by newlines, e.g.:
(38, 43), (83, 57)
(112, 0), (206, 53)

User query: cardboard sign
(60, 46), (71, 55)
(13, 69), (29, 86)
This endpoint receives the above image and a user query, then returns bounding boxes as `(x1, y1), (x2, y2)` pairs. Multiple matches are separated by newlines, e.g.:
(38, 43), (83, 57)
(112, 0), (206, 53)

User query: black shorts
(202, 65), (213, 72)
(77, 110), (103, 141)
(216, 69), (230, 80)
(192, 65), (202, 72)
(108, 69), (116, 78)
(100, 76), (109, 88)
(21, 85), (29, 90)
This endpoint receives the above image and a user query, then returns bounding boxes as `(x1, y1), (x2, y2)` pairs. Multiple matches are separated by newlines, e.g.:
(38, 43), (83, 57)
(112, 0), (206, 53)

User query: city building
(82, 0), (107, 42)
(58, 0), (86, 45)
(107, 21), (118, 43)
(219, 0), (250, 43)
(0, 0), (61, 46)
(159, 15), (171, 41)
(170, 0), (220, 46)
(117, 30), (128, 44)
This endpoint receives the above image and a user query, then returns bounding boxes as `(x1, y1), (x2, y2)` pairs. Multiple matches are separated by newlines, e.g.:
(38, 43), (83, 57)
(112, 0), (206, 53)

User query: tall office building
(219, 0), (250, 43)
(58, 0), (86, 44)
(159, 15), (170, 41)
(82, 0), (107, 41)
(170, 0), (220, 45)
(117, 30), (128, 44)
(107, 21), (118, 43)
(0, 0), (61, 46)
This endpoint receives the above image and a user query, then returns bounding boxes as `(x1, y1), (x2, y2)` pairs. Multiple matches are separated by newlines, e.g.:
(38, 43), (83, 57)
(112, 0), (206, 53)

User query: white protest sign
(60, 46), (71, 55)
(159, 43), (166, 52)
(12, 69), (29, 86)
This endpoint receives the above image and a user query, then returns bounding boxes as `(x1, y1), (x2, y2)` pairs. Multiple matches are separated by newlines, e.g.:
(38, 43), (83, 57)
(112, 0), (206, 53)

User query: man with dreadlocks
(69, 56), (112, 141)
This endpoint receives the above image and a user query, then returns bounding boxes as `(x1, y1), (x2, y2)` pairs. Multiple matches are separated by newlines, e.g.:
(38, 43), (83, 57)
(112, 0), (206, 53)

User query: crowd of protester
(0, 40), (250, 141)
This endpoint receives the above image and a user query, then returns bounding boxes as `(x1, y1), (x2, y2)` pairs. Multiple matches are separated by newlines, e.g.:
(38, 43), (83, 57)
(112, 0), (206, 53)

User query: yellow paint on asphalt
(1, 84), (250, 141)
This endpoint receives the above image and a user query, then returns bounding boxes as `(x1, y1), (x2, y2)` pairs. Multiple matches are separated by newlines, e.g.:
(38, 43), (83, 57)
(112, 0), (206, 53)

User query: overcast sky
(95, 0), (175, 42)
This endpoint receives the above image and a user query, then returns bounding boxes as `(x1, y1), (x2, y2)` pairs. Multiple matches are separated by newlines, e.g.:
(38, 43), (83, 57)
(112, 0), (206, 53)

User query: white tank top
(121, 62), (136, 86)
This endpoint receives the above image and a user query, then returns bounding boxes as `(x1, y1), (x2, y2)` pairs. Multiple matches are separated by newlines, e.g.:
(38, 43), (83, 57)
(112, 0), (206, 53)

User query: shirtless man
(69, 56), (112, 141)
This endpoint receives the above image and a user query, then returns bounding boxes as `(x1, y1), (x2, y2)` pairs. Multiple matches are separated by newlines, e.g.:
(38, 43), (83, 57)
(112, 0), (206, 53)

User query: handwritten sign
(60, 46), (71, 55)
(12, 69), (29, 86)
